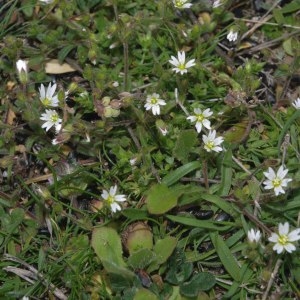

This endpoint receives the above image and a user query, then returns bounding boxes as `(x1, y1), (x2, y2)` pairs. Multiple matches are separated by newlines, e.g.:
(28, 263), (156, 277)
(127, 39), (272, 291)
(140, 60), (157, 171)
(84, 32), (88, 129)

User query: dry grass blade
(3, 254), (68, 300)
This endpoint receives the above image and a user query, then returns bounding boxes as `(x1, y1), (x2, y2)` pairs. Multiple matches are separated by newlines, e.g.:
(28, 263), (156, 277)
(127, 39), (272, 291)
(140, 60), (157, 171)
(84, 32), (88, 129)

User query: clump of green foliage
(0, 0), (300, 299)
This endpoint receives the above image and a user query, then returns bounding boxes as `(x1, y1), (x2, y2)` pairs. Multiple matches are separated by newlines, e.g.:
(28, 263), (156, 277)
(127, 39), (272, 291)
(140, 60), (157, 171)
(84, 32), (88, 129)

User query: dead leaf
(44, 59), (76, 74)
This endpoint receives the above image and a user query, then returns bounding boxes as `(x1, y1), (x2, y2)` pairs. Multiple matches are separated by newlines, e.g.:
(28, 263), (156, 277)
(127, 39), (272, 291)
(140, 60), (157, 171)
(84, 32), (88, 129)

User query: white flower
(268, 222), (300, 254)
(16, 59), (28, 83)
(292, 97), (300, 109)
(101, 185), (126, 213)
(227, 29), (238, 42)
(169, 51), (196, 75)
(16, 59), (28, 74)
(130, 157), (137, 166)
(172, 0), (192, 9)
(263, 166), (292, 196)
(247, 229), (261, 243)
(212, 0), (222, 8)
(187, 108), (213, 133)
(202, 130), (224, 153)
(39, 0), (54, 4)
(39, 82), (59, 107)
(144, 93), (166, 115)
(158, 126), (168, 136)
(40, 109), (62, 132)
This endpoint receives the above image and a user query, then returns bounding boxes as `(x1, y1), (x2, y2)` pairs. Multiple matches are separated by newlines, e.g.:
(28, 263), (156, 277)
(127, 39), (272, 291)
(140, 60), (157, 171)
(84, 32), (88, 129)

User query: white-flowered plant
(39, 0), (54, 4)
(227, 29), (238, 42)
(39, 82), (59, 107)
(263, 166), (292, 196)
(247, 229), (261, 243)
(169, 51), (196, 75)
(172, 0), (192, 9)
(202, 130), (224, 153)
(40, 109), (62, 132)
(16, 59), (28, 74)
(101, 185), (126, 213)
(144, 93), (166, 115)
(212, 0), (222, 8)
(292, 97), (300, 109)
(187, 108), (213, 133)
(16, 59), (28, 83)
(268, 222), (300, 254)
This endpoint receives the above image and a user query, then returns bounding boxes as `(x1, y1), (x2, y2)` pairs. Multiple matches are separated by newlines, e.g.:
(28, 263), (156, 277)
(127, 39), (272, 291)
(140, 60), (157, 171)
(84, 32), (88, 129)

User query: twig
(241, 0), (281, 40)
(236, 18), (300, 30)
(238, 30), (300, 55)
(262, 258), (282, 300)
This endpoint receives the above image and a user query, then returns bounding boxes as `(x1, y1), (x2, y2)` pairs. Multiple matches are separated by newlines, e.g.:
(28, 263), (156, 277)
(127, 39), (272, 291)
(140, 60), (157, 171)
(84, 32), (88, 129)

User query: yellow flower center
(175, 0), (184, 7)
(42, 97), (51, 106)
(206, 141), (215, 150)
(178, 63), (186, 70)
(272, 178), (282, 188)
(150, 97), (158, 105)
(106, 195), (115, 205)
(278, 234), (288, 246)
(50, 113), (59, 123)
(196, 114), (204, 122)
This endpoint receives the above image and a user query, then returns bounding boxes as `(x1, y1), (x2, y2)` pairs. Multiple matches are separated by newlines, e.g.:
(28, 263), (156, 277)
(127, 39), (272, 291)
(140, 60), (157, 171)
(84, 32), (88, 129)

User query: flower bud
(16, 59), (28, 84)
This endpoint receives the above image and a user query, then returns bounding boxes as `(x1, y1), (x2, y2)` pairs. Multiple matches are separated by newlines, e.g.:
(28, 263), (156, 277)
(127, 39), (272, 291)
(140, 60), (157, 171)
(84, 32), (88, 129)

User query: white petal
(195, 122), (203, 133)
(277, 166), (288, 179)
(178, 51), (185, 63)
(263, 167), (276, 180)
(274, 186), (285, 196)
(284, 243), (296, 253)
(110, 202), (121, 213)
(268, 233), (279, 243)
(278, 222), (289, 235)
(185, 59), (196, 68)
(212, 146), (223, 152)
(101, 190), (109, 200)
(288, 228), (300, 242)
(115, 195), (126, 202)
(273, 243), (284, 254)
(187, 116), (197, 122)
(202, 119), (211, 129)
(110, 185), (117, 196)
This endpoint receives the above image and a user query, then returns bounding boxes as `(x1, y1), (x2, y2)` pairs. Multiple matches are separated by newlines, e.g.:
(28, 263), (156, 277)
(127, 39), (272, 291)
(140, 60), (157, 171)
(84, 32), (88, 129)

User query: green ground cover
(0, 0), (300, 299)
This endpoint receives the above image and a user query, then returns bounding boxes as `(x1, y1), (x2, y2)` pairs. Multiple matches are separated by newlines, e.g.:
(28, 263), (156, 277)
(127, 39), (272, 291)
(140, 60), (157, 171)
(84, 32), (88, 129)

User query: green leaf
(273, 9), (285, 25)
(201, 193), (233, 215)
(166, 215), (232, 231)
(134, 288), (158, 300)
(162, 161), (202, 186)
(58, 45), (76, 63)
(91, 226), (126, 268)
(128, 248), (155, 270)
(166, 262), (193, 285)
(180, 272), (216, 297)
(281, 0), (300, 13)
(282, 38), (294, 56)
(218, 149), (233, 197)
(173, 130), (197, 162)
(210, 233), (241, 282)
(147, 184), (178, 214)
(122, 208), (149, 220)
(148, 236), (177, 272)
